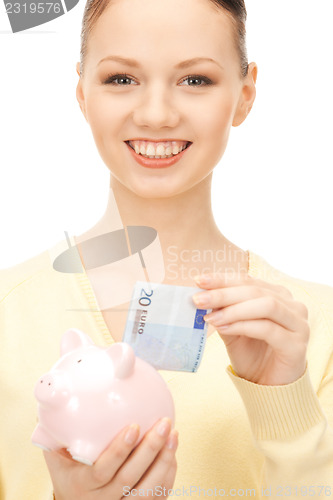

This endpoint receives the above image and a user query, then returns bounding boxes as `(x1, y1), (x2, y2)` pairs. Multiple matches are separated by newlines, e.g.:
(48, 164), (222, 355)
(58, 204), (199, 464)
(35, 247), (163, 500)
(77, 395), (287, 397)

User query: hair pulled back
(79, 0), (248, 78)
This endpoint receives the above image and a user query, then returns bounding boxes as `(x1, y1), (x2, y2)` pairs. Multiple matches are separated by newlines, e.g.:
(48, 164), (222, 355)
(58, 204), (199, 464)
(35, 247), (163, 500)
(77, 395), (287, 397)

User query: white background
(0, 0), (332, 285)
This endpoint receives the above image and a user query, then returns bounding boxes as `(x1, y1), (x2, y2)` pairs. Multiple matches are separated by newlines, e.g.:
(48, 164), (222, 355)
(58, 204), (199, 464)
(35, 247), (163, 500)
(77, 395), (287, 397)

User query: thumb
(43, 448), (76, 473)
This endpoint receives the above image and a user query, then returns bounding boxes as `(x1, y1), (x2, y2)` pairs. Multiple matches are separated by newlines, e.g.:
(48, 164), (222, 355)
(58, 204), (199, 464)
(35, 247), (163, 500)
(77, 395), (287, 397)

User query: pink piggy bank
(31, 328), (175, 465)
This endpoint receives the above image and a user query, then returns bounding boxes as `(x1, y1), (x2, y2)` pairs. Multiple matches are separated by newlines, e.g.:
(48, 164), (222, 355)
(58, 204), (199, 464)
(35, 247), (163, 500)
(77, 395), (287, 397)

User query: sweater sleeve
(227, 258), (333, 498)
(226, 356), (333, 498)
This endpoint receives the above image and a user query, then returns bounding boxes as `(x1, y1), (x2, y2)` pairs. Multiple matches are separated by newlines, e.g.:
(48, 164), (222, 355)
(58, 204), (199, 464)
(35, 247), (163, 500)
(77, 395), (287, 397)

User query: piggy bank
(31, 328), (175, 465)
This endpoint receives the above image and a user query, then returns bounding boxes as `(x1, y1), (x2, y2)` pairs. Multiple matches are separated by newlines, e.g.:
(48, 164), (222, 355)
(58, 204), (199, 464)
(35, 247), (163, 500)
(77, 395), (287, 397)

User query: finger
(193, 284), (296, 311)
(83, 423), (140, 489)
(194, 273), (294, 300)
(216, 319), (308, 355)
(43, 448), (83, 497)
(204, 296), (307, 333)
(133, 430), (178, 497)
(163, 456), (178, 492)
(43, 448), (75, 475)
(113, 418), (172, 492)
(194, 272), (250, 289)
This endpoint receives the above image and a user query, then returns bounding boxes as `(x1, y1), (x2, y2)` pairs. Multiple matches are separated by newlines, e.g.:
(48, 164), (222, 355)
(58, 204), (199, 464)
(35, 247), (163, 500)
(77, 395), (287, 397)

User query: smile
(125, 140), (192, 169)
(125, 140), (192, 159)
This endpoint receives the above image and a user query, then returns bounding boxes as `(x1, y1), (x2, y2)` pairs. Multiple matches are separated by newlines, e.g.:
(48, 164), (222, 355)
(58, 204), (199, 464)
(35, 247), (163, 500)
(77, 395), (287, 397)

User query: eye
(180, 75), (213, 87)
(102, 73), (213, 87)
(77, 359), (82, 363)
(103, 73), (137, 86)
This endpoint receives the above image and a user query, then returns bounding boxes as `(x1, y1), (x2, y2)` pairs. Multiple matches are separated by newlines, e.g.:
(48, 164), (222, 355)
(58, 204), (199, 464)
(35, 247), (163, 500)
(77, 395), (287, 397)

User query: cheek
(85, 93), (125, 142)
(201, 95), (234, 137)
(194, 95), (235, 163)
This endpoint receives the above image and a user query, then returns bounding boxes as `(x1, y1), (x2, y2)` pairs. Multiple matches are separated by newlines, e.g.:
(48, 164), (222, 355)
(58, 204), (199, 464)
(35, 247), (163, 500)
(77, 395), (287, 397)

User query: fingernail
(194, 275), (211, 285)
(157, 417), (171, 437)
(166, 430), (178, 450)
(193, 293), (209, 307)
(124, 424), (140, 444)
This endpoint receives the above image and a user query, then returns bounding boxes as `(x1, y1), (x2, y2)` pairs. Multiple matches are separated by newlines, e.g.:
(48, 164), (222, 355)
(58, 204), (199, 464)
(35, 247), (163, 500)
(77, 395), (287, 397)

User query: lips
(125, 140), (192, 169)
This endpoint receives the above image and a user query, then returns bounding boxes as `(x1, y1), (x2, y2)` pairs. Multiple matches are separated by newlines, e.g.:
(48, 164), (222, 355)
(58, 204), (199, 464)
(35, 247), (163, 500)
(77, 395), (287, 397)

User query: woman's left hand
(193, 273), (310, 386)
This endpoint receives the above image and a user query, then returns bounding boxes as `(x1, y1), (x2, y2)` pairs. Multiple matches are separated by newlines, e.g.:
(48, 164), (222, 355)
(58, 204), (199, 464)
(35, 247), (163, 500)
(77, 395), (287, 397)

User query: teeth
(129, 140), (189, 158)
(172, 144), (180, 155)
(146, 144), (156, 156)
(164, 145), (173, 156)
(156, 144), (166, 156)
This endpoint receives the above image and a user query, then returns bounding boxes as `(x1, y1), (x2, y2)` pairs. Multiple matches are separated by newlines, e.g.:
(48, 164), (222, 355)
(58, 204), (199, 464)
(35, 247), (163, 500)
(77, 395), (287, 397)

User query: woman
(1, 0), (332, 498)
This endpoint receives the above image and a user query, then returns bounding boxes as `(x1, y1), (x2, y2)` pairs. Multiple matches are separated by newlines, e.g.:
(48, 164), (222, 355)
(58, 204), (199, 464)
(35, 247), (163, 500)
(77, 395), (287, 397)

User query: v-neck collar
(68, 236), (260, 346)
(61, 242), (268, 382)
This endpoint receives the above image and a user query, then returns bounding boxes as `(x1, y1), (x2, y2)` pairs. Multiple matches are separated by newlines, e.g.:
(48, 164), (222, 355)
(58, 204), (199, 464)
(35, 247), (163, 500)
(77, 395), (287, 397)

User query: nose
(132, 83), (179, 130)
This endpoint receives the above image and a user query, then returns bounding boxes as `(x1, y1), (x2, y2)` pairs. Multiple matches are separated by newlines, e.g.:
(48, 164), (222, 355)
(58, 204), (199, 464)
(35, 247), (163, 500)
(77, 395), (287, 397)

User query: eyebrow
(98, 55), (223, 70)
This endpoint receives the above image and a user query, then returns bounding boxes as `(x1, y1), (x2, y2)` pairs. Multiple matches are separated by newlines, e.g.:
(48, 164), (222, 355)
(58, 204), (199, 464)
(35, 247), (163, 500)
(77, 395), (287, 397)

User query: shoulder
(248, 250), (333, 346)
(0, 249), (51, 302)
(248, 250), (333, 312)
(0, 237), (72, 303)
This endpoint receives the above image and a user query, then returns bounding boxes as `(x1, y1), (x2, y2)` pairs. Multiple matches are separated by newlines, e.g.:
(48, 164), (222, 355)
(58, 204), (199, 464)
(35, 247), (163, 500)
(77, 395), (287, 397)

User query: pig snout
(34, 371), (70, 406)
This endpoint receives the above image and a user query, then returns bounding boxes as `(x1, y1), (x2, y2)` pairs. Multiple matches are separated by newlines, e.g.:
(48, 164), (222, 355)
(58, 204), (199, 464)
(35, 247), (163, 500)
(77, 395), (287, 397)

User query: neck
(105, 174), (223, 253)
(74, 175), (248, 287)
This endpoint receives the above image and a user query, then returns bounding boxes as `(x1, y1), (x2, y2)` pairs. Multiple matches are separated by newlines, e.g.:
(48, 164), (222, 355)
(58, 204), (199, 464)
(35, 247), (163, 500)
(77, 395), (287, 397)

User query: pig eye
(77, 359), (82, 363)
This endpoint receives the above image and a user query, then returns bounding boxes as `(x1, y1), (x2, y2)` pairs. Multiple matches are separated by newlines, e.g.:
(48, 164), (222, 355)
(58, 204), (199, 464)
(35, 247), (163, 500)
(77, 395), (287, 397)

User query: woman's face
(76, 0), (256, 198)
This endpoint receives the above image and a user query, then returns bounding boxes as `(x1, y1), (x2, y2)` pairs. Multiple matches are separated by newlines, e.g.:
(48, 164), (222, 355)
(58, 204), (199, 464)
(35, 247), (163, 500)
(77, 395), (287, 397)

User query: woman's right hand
(43, 417), (178, 499)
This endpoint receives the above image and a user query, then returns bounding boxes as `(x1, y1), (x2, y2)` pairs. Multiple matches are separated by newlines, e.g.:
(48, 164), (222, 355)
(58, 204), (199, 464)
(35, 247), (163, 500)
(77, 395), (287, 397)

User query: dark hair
(208, 0), (248, 78)
(79, 0), (248, 78)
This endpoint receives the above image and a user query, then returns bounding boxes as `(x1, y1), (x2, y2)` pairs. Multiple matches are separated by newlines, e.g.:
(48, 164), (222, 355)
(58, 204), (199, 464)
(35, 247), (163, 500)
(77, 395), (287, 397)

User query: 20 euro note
(122, 281), (212, 372)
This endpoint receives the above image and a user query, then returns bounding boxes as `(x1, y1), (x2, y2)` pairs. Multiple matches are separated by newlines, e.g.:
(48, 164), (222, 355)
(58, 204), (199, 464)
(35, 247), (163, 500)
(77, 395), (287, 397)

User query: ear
(232, 62), (258, 127)
(61, 328), (94, 356)
(76, 62), (88, 123)
(106, 342), (135, 379)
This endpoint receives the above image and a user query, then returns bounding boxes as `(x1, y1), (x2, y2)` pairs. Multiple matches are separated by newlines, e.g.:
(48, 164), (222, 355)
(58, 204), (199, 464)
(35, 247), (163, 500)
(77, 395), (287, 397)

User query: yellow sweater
(1, 238), (333, 500)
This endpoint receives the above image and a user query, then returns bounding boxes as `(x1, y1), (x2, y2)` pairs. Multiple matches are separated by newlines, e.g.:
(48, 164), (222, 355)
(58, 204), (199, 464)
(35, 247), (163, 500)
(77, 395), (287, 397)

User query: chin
(131, 184), (185, 200)
(116, 174), (197, 200)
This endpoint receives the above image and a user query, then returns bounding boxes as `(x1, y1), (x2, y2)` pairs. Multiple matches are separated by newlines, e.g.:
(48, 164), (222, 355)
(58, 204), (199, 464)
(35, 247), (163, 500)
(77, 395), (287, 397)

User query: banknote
(122, 281), (212, 372)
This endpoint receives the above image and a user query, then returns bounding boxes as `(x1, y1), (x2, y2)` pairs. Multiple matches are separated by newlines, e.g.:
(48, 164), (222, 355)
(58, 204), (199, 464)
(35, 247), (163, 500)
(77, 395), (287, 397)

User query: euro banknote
(122, 281), (212, 372)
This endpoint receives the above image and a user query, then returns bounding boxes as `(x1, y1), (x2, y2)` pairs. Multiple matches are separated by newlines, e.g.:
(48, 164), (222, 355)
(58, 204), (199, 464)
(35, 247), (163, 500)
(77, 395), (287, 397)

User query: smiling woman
(1, 0), (333, 499)
(74, 0), (256, 201)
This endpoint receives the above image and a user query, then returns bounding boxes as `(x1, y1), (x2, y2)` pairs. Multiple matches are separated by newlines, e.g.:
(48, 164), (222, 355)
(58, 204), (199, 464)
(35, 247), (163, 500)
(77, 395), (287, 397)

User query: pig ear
(61, 328), (94, 356)
(106, 342), (135, 379)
